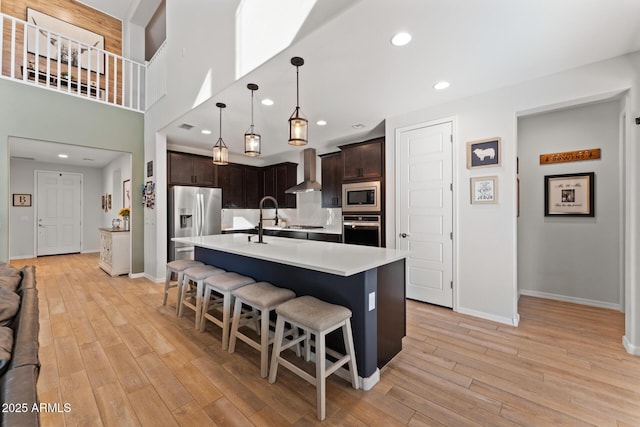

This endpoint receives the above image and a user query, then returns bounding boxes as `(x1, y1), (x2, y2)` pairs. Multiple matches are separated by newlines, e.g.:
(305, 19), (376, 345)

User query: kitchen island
(173, 233), (407, 389)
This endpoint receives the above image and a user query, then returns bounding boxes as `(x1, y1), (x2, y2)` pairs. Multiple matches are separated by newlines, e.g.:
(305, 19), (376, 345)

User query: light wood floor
(11, 253), (640, 426)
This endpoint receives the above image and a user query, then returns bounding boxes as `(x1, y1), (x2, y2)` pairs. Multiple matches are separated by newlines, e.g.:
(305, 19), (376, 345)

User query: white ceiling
(161, 0), (640, 160)
(14, 0), (640, 166)
(10, 138), (125, 168)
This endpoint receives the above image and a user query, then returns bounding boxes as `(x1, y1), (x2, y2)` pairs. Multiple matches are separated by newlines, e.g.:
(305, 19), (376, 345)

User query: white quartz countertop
(173, 233), (407, 276)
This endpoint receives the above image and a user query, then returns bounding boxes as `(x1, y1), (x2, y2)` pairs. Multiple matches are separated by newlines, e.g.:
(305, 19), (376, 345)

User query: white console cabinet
(99, 228), (130, 276)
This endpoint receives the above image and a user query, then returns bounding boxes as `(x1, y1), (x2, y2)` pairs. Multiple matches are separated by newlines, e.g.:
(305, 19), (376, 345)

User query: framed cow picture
(467, 137), (501, 168)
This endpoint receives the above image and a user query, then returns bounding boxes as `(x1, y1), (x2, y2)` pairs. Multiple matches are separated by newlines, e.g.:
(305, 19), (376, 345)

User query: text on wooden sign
(539, 148), (601, 165)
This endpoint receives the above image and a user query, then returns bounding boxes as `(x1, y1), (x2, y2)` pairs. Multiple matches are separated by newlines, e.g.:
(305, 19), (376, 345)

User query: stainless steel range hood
(285, 148), (322, 193)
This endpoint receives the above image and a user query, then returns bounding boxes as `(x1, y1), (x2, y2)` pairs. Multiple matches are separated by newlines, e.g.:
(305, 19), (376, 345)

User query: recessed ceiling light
(57, 154), (68, 158)
(352, 124), (366, 129)
(201, 129), (212, 135)
(434, 81), (450, 90)
(391, 32), (412, 47)
(316, 120), (327, 126)
(261, 98), (274, 106)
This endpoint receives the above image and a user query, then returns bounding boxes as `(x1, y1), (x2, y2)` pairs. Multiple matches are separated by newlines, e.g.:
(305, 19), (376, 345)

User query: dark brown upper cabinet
(216, 163), (245, 208)
(244, 166), (263, 209)
(320, 152), (343, 208)
(340, 138), (384, 181)
(263, 162), (297, 208)
(168, 151), (215, 186)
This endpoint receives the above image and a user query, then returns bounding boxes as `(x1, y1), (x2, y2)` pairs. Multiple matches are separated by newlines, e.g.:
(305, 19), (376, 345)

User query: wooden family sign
(539, 148), (601, 165)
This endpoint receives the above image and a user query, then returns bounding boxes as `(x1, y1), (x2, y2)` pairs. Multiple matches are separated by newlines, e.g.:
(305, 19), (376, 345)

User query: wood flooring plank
(202, 397), (254, 427)
(59, 370), (103, 427)
(93, 382), (141, 427)
(127, 384), (179, 427)
(172, 400), (217, 427)
(136, 352), (194, 410)
(103, 343), (150, 393)
(14, 254), (639, 426)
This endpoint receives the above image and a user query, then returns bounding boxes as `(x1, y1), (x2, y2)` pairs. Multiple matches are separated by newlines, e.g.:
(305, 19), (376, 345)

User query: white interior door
(37, 171), (82, 256)
(397, 121), (453, 307)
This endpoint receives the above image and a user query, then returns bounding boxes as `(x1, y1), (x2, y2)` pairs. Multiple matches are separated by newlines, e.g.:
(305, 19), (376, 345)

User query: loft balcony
(1, 12), (147, 112)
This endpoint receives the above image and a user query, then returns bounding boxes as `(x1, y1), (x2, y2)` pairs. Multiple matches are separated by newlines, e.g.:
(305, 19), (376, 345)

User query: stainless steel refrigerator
(168, 186), (222, 262)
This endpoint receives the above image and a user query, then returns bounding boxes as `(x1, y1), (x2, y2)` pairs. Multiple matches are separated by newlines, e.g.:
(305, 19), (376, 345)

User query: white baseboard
(142, 273), (164, 283)
(129, 272), (146, 279)
(622, 336), (640, 355)
(81, 249), (100, 254)
(519, 289), (622, 312)
(456, 306), (519, 326)
(9, 254), (35, 260)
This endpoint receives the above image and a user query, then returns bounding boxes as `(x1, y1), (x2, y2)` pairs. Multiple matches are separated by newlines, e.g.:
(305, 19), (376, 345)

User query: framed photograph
(544, 172), (595, 217)
(467, 137), (501, 168)
(107, 193), (112, 210)
(101, 195), (105, 210)
(470, 176), (498, 204)
(13, 194), (32, 207)
(26, 8), (105, 74)
(147, 161), (153, 178)
(123, 179), (131, 209)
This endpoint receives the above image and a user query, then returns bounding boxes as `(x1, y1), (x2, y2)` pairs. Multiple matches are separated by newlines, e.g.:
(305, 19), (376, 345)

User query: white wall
(385, 53), (639, 334)
(517, 100), (621, 309)
(9, 158), (103, 258)
(101, 153), (132, 228)
(142, 0), (240, 280)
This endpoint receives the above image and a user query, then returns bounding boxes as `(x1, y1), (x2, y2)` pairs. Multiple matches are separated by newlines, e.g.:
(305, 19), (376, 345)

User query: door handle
(399, 233), (409, 238)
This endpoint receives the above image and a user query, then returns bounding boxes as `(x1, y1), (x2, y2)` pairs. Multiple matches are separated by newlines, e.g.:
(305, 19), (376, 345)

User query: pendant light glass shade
(212, 102), (228, 165)
(288, 57), (308, 146)
(244, 83), (261, 157)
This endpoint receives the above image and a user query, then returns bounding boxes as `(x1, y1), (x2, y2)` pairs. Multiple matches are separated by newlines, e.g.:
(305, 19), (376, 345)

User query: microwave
(342, 181), (381, 212)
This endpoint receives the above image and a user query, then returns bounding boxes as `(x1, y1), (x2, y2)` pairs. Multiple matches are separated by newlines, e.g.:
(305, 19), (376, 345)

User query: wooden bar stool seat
(199, 272), (255, 349)
(164, 259), (203, 312)
(178, 265), (225, 328)
(228, 282), (296, 377)
(268, 295), (359, 420)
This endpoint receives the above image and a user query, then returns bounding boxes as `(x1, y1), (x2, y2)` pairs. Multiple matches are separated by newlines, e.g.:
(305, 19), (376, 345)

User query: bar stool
(199, 272), (255, 350)
(228, 282), (296, 377)
(178, 265), (225, 328)
(268, 296), (359, 421)
(163, 259), (203, 311)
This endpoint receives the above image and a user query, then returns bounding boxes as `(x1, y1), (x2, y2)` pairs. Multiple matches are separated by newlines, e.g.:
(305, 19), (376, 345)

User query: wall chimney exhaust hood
(285, 148), (322, 193)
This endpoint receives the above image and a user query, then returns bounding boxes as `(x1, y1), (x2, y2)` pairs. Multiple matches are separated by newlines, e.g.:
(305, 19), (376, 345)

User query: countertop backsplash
(221, 192), (342, 233)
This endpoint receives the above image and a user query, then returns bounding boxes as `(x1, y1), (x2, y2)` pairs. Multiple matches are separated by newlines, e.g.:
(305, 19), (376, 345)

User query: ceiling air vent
(178, 123), (195, 130)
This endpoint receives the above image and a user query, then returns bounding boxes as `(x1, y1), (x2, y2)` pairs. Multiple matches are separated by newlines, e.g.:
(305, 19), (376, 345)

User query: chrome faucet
(256, 196), (279, 243)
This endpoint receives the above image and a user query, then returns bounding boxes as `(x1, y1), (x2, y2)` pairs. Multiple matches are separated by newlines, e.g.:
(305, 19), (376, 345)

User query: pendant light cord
(250, 89), (255, 130)
(219, 106), (222, 139)
(296, 65), (300, 109)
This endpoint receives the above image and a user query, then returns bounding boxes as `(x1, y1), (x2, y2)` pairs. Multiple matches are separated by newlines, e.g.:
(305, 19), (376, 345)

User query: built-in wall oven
(343, 215), (381, 247)
(342, 181), (380, 212)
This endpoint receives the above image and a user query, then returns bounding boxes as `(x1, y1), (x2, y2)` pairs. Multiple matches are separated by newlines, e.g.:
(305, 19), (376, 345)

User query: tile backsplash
(221, 192), (341, 232)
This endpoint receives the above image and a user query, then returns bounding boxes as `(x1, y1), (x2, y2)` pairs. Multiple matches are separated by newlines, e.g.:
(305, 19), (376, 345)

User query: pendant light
(212, 102), (228, 165)
(244, 83), (261, 157)
(288, 56), (308, 146)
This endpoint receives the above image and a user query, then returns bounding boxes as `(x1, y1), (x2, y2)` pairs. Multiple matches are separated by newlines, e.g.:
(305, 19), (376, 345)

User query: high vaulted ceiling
(160, 0), (640, 160)
(57, 1), (640, 164)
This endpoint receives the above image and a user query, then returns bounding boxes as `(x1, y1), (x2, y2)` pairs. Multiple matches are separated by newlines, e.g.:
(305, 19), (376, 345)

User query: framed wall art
(470, 176), (498, 204)
(467, 137), (501, 168)
(27, 8), (105, 74)
(544, 172), (595, 217)
(13, 194), (32, 207)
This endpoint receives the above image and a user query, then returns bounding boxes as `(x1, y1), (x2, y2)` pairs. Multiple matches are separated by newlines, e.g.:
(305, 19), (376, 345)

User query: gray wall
(9, 159), (103, 258)
(0, 79), (144, 273)
(517, 100), (622, 308)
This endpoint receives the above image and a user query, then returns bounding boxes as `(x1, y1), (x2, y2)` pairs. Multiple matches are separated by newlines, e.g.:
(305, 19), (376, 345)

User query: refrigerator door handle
(198, 193), (205, 236)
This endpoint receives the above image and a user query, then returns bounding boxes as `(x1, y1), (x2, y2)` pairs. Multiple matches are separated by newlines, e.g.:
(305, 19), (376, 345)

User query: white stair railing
(1, 12), (146, 112)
